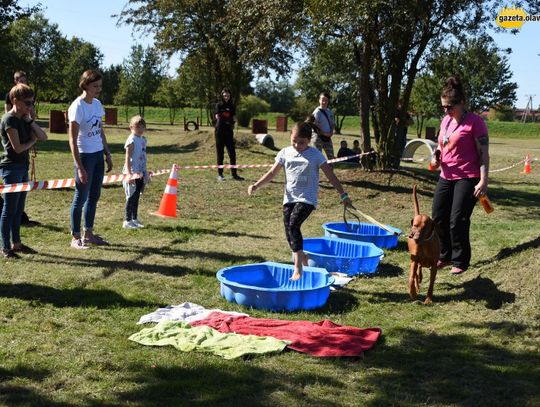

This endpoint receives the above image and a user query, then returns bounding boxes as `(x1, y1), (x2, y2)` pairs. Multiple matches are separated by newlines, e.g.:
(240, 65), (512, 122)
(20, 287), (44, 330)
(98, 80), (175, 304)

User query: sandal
(450, 266), (466, 275)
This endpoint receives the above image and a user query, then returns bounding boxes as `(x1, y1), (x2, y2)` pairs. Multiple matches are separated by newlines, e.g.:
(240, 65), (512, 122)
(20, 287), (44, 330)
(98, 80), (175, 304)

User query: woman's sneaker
(70, 238), (88, 250)
(123, 220), (138, 229)
(132, 219), (144, 228)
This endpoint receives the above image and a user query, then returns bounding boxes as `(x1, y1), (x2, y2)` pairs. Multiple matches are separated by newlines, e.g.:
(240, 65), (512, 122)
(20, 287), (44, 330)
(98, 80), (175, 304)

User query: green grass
(1, 122), (539, 406)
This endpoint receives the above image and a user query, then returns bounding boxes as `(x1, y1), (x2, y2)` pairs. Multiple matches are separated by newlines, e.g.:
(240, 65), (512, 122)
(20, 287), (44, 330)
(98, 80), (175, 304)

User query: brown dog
(407, 185), (440, 304)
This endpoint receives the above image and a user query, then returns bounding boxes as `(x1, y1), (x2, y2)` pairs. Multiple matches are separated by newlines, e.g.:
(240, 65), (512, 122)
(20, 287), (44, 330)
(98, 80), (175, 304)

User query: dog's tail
(413, 184), (420, 216)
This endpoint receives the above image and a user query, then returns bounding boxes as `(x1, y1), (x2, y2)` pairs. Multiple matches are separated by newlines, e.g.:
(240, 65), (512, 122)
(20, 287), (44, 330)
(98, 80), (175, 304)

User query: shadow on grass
(354, 275), (515, 309)
(0, 366), (75, 407)
(316, 288), (359, 314)
(488, 186), (540, 212)
(473, 236), (540, 268)
(152, 224), (271, 241)
(0, 283), (156, 308)
(363, 327), (539, 406)
(111, 362), (345, 407)
(374, 262), (404, 278)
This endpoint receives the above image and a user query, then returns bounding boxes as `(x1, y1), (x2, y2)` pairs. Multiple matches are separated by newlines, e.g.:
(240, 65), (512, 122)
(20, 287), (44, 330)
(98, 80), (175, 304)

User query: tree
(154, 76), (185, 125)
(428, 36), (517, 113)
(410, 75), (441, 138)
(7, 13), (67, 102)
(254, 79), (295, 113)
(60, 37), (103, 102)
(115, 44), (164, 117)
(117, 0), (253, 110)
(0, 0), (40, 92)
(225, 0), (518, 168)
(101, 64), (122, 105)
(294, 39), (357, 134)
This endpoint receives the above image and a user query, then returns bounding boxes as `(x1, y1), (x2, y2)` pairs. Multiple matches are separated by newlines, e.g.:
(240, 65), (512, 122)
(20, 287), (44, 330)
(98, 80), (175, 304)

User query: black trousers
(215, 126), (237, 176)
(432, 177), (479, 270)
(283, 202), (314, 252)
(125, 178), (144, 221)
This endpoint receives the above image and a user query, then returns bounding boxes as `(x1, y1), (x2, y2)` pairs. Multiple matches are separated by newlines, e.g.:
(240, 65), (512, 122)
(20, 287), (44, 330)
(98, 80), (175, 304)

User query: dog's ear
(410, 218), (414, 226)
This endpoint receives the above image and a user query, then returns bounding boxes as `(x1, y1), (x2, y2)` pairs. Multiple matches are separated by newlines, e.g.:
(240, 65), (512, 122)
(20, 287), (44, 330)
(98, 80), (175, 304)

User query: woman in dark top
(0, 83), (47, 258)
(214, 89), (244, 181)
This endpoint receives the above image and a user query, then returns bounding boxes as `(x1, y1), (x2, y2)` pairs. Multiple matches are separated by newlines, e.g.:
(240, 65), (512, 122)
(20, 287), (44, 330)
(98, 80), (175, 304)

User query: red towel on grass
(189, 311), (381, 357)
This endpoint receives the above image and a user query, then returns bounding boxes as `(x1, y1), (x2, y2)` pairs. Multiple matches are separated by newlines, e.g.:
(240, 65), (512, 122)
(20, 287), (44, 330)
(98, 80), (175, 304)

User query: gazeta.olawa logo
(496, 6), (540, 29)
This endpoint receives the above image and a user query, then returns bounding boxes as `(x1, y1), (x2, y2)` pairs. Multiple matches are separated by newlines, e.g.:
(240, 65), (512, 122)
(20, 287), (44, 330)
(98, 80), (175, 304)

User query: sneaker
(437, 260), (452, 269)
(2, 249), (19, 258)
(450, 266), (466, 275)
(12, 244), (37, 254)
(70, 238), (88, 250)
(84, 234), (109, 245)
(123, 220), (138, 229)
(217, 175), (225, 182)
(232, 174), (245, 181)
(132, 219), (144, 228)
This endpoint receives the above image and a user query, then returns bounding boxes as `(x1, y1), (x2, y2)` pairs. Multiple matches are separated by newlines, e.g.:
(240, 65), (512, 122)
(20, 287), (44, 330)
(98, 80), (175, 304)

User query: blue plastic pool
(322, 222), (401, 249)
(216, 261), (334, 312)
(303, 237), (384, 276)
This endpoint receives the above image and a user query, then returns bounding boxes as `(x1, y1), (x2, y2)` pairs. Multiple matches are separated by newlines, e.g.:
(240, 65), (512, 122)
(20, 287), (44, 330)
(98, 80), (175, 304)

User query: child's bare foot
(302, 252), (309, 266)
(290, 267), (303, 281)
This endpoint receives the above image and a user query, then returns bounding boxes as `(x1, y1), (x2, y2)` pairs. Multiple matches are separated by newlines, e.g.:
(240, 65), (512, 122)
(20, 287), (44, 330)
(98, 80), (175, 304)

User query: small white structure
(255, 133), (275, 149)
(402, 139), (438, 162)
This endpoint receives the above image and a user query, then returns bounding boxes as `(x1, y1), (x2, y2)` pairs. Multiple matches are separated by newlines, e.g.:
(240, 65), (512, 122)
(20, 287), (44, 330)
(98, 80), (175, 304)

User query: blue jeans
(0, 164), (29, 250)
(70, 151), (104, 235)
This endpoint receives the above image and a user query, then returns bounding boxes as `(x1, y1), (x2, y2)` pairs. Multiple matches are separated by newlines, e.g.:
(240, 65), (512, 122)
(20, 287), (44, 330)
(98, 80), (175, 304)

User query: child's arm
(248, 162), (283, 195)
(320, 162), (352, 206)
(125, 143), (134, 174)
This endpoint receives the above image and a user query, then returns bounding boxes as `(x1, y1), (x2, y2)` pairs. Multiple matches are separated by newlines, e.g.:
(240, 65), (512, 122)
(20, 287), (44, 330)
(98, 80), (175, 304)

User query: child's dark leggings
(283, 202), (314, 252)
(125, 178), (144, 221)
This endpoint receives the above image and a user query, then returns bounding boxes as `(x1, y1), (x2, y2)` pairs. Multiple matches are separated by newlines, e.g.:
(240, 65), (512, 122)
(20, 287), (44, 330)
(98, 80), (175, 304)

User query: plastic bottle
(479, 195), (494, 214)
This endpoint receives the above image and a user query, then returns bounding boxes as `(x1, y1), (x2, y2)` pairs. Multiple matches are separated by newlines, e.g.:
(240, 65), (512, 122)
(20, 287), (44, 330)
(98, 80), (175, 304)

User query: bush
(488, 105), (515, 122)
(236, 95), (270, 127)
(289, 97), (314, 122)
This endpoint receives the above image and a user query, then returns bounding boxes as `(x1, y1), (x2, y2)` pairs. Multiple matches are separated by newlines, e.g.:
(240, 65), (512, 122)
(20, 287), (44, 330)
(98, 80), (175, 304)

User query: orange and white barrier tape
(0, 152), (370, 194)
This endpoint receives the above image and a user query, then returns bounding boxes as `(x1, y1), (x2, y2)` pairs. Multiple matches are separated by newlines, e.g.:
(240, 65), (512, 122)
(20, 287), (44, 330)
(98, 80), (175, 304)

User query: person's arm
(124, 143), (134, 174)
(248, 162), (283, 195)
(320, 162), (352, 206)
(5, 127), (36, 154)
(473, 135), (489, 197)
(69, 121), (87, 184)
(28, 119), (47, 141)
(100, 126), (113, 173)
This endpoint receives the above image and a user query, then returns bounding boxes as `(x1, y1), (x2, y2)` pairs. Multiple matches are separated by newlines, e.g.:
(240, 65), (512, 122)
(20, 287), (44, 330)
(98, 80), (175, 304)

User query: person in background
(430, 76), (489, 275)
(248, 122), (352, 281)
(214, 89), (244, 181)
(4, 71), (30, 113)
(0, 83), (47, 258)
(352, 140), (361, 155)
(68, 69), (113, 249)
(337, 140), (359, 163)
(312, 92), (335, 159)
(122, 115), (149, 229)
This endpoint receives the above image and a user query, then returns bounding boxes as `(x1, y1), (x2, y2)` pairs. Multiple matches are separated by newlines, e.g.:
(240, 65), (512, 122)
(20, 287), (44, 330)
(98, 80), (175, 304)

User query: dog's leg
(408, 261), (419, 300)
(424, 265), (437, 304)
(415, 266), (422, 293)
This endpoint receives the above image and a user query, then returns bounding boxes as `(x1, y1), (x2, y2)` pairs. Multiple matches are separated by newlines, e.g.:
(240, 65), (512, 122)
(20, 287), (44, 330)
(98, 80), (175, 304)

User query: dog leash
(345, 204), (400, 236)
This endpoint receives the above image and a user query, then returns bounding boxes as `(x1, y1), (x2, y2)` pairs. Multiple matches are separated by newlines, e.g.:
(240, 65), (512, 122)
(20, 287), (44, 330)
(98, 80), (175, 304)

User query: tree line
(2, 0), (533, 168)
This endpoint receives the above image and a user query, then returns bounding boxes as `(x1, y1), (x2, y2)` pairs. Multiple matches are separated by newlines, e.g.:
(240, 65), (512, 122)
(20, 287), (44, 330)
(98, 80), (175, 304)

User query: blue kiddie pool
(322, 222), (401, 249)
(303, 237), (384, 276)
(216, 261), (334, 312)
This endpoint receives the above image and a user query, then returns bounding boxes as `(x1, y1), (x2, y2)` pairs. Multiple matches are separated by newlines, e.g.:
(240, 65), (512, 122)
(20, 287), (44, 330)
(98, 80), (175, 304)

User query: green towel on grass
(129, 320), (289, 359)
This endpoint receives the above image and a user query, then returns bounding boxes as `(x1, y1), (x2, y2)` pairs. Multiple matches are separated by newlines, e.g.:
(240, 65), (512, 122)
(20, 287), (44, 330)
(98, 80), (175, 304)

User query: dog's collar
(418, 228), (437, 243)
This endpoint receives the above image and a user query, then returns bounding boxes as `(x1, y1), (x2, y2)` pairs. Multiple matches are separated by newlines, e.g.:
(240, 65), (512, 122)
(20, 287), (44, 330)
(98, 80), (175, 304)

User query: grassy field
(0, 119), (539, 406)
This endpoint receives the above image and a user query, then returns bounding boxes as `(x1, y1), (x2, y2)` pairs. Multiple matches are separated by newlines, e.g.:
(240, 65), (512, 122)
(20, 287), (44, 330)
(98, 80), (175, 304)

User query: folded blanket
(137, 302), (248, 324)
(190, 312), (381, 357)
(129, 320), (288, 359)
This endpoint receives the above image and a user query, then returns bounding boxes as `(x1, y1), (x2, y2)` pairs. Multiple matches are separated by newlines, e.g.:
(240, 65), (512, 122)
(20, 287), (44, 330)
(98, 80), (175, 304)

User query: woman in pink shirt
(430, 76), (489, 275)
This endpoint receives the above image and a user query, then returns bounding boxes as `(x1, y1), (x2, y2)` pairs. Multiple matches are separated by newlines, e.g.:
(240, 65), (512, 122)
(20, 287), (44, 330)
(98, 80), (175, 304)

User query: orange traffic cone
(523, 154), (531, 174)
(152, 165), (178, 218)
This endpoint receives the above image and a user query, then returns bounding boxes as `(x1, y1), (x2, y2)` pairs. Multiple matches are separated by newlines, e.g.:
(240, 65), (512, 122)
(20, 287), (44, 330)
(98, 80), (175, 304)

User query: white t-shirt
(68, 96), (105, 153)
(123, 134), (147, 174)
(312, 107), (335, 134)
(275, 146), (327, 207)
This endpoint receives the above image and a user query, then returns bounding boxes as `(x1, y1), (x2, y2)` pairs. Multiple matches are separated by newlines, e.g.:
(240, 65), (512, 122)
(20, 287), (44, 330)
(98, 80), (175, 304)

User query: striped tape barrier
(0, 151), (395, 194)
